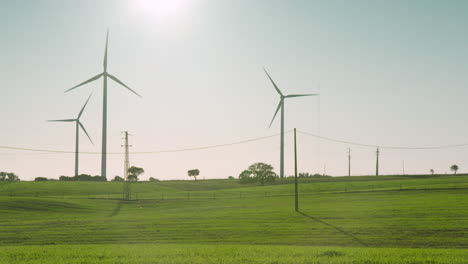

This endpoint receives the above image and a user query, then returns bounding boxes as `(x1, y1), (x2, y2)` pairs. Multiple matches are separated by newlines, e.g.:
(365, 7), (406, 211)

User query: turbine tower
(65, 31), (141, 178)
(264, 68), (318, 179)
(48, 94), (94, 176)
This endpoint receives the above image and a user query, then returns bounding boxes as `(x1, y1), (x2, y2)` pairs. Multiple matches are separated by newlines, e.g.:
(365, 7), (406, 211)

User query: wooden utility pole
(294, 128), (298, 212)
(376, 147), (380, 176)
(348, 148), (351, 177)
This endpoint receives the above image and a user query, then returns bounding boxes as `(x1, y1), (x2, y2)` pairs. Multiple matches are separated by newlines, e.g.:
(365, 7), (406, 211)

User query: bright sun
(133, 0), (190, 23)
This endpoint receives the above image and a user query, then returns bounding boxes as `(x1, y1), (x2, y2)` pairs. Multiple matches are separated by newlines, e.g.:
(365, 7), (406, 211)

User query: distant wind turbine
(48, 94), (94, 177)
(264, 68), (318, 179)
(64, 30), (141, 178)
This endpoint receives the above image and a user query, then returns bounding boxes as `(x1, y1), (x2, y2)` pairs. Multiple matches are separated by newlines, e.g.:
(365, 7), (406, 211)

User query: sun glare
(133, 0), (190, 23)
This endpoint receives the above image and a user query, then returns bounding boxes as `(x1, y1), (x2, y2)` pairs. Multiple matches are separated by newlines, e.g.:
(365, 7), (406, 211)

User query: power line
(297, 130), (468, 150)
(2, 129), (468, 155)
(0, 132), (288, 155)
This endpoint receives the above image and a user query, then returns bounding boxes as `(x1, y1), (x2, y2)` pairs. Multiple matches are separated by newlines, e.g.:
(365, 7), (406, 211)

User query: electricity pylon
(122, 131), (132, 200)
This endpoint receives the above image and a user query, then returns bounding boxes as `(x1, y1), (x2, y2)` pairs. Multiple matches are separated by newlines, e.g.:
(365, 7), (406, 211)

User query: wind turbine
(48, 94), (94, 176)
(264, 68), (318, 179)
(64, 30), (141, 178)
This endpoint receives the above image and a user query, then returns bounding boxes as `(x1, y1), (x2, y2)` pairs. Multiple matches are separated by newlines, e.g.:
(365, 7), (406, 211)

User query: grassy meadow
(0, 175), (467, 263)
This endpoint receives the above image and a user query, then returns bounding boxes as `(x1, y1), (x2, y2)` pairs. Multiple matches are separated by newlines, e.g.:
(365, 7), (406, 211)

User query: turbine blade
(268, 100), (283, 128)
(107, 73), (142, 97)
(104, 30), (109, 71)
(65, 73), (103, 93)
(78, 121), (94, 145)
(285, 94), (319, 98)
(47, 119), (76, 122)
(78, 93), (93, 119)
(263, 68), (283, 96)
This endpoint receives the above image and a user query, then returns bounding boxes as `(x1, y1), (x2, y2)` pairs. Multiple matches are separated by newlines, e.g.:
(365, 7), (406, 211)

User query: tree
(228, 176), (235, 180)
(59, 176), (71, 181)
(0, 172), (20, 182)
(127, 166), (144, 182)
(239, 169), (256, 184)
(112, 176), (124, 182)
(127, 175), (138, 181)
(149, 177), (159, 182)
(450, 164), (459, 175)
(187, 169), (200, 181)
(239, 162), (277, 185)
(34, 177), (48, 181)
(430, 169), (434, 175)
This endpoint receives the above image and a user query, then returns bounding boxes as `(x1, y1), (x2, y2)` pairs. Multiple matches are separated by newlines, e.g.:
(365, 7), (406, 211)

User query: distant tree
(128, 166), (144, 182)
(127, 175), (138, 181)
(0, 172), (20, 182)
(112, 176), (124, 182)
(0, 172), (19, 182)
(239, 169), (256, 184)
(59, 175), (72, 181)
(239, 163), (277, 185)
(34, 177), (48, 181)
(187, 169), (200, 181)
(58, 174), (106, 182)
(430, 169), (434, 175)
(149, 177), (159, 182)
(228, 176), (235, 180)
(450, 164), (459, 175)
(299, 172), (313, 178)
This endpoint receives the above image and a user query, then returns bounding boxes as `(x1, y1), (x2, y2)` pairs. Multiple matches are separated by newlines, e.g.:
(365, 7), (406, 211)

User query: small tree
(112, 176), (124, 182)
(34, 177), (48, 181)
(187, 169), (200, 181)
(149, 177), (159, 182)
(430, 169), (434, 175)
(450, 164), (459, 175)
(239, 162), (277, 185)
(127, 166), (144, 181)
(0, 172), (19, 182)
(239, 169), (256, 184)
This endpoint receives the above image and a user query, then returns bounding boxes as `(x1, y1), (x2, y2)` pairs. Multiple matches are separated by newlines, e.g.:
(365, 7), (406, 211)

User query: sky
(1, 0), (468, 181)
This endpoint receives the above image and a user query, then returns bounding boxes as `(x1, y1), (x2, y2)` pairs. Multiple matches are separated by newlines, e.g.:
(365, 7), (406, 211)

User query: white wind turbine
(264, 68), (318, 179)
(64, 31), (141, 178)
(48, 94), (94, 176)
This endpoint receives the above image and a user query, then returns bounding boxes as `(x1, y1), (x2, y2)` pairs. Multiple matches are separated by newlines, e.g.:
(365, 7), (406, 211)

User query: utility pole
(402, 160), (405, 175)
(376, 147), (380, 176)
(294, 128), (298, 212)
(122, 131), (132, 200)
(347, 148), (351, 177)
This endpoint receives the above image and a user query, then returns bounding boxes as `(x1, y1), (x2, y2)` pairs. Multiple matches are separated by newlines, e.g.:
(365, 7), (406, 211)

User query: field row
(1, 244), (467, 264)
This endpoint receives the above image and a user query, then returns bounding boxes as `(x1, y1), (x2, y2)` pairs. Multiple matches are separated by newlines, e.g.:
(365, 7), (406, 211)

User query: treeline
(35, 175), (107, 181)
(289, 172), (331, 178)
(59, 174), (107, 181)
(238, 162), (330, 186)
(0, 172), (20, 182)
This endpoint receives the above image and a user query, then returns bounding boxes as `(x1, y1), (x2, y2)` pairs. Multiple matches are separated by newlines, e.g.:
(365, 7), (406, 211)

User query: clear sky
(1, 0), (468, 181)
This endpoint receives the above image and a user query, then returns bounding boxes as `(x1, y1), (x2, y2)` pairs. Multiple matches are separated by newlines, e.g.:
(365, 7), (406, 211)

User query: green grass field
(1, 175), (467, 263)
